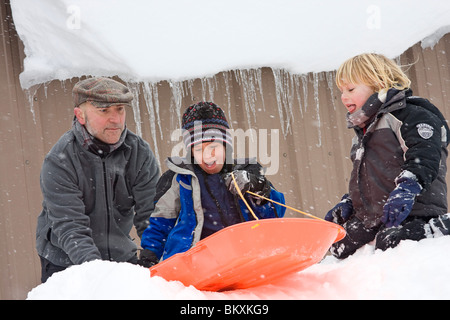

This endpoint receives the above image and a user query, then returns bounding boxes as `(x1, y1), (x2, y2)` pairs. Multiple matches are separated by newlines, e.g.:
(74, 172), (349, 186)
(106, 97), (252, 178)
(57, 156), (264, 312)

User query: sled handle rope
(230, 172), (324, 221)
(245, 190), (325, 221)
(230, 172), (260, 220)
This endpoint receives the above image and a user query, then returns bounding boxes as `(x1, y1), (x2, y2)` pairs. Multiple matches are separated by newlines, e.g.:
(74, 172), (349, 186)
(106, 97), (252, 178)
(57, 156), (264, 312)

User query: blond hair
(336, 53), (411, 92)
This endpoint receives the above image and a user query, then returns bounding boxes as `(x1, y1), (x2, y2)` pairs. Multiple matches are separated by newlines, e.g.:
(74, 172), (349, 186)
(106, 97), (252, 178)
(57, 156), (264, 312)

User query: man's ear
(74, 107), (86, 125)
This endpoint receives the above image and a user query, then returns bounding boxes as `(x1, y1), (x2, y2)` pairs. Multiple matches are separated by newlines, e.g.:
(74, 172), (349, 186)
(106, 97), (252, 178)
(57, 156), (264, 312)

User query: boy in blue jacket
(139, 102), (285, 267)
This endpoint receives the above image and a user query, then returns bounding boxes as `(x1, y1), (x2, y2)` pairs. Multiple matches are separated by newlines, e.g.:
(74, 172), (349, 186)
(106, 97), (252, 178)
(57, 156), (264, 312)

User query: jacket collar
(72, 118), (128, 157)
(166, 157), (196, 175)
(380, 88), (412, 113)
(353, 89), (411, 132)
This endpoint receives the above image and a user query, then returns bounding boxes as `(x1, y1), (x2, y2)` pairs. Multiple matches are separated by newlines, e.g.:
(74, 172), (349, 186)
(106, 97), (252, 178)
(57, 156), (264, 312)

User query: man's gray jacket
(36, 121), (160, 267)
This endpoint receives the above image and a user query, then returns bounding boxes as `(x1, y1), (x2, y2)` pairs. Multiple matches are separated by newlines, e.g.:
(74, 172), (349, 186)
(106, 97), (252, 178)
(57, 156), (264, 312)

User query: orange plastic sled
(149, 218), (345, 291)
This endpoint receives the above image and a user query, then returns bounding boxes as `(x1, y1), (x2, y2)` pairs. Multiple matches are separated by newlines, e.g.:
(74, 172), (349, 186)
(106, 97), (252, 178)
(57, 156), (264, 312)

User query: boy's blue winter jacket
(141, 157), (286, 260)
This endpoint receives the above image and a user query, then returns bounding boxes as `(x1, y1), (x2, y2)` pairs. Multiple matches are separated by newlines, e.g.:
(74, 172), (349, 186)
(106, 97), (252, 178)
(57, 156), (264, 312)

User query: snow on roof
(10, 0), (450, 89)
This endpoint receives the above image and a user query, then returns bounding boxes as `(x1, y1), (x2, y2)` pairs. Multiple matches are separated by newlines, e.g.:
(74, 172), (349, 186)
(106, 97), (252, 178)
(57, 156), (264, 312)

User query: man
(36, 77), (160, 282)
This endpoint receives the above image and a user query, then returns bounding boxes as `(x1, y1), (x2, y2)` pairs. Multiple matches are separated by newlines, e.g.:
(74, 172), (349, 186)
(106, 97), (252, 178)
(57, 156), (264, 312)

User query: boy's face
(192, 141), (226, 174)
(339, 82), (375, 114)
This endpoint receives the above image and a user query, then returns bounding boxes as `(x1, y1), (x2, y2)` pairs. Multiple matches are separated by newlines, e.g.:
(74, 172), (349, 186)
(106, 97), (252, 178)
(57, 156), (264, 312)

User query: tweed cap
(72, 77), (133, 108)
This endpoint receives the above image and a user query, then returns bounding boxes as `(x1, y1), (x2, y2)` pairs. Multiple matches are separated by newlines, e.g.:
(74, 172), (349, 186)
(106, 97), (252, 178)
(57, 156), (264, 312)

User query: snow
(10, 0), (450, 89)
(27, 235), (450, 300)
(10, 0), (450, 301)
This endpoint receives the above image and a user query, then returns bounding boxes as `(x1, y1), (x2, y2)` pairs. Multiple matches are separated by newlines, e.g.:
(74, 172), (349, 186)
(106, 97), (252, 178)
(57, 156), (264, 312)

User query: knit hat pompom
(181, 102), (232, 149)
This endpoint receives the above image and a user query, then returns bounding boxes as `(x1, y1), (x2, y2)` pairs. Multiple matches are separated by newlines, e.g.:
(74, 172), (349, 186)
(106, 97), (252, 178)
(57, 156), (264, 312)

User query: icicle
(43, 82), (49, 99)
(142, 82), (161, 168)
(301, 74), (308, 113)
(285, 71), (295, 129)
(223, 71), (233, 126)
(238, 69), (264, 118)
(169, 80), (184, 129)
(313, 73), (322, 147)
(234, 70), (255, 134)
(272, 68), (295, 138)
(207, 76), (217, 102)
(60, 79), (67, 92)
(200, 78), (207, 101)
(151, 83), (162, 139)
(245, 69), (258, 120)
(126, 82), (142, 137)
(326, 71), (337, 110)
(24, 85), (39, 124)
(254, 68), (265, 112)
(186, 79), (195, 100)
(293, 74), (304, 118)
(272, 68), (285, 136)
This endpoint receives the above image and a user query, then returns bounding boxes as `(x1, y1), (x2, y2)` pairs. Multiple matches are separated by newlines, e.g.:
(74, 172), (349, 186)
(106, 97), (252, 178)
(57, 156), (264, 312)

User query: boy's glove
(325, 194), (353, 224)
(137, 249), (159, 268)
(382, 172), (422, 228)
(223, 170), (271, 204)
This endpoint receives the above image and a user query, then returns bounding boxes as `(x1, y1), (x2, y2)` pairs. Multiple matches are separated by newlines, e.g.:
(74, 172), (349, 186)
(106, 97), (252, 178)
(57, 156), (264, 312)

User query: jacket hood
(166, 157), (196, 174)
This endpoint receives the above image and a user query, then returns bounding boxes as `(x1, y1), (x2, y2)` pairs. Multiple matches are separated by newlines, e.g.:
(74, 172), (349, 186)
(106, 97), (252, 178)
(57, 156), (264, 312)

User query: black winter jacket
(349, 89), (448, 228)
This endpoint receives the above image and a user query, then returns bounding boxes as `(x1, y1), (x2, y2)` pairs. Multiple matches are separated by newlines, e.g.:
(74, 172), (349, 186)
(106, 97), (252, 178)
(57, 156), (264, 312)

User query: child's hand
(223, 170), (271, 200)
(137, 249), (159, 268)
(382, 172), (422, 228)
(325, 194), (353, 224)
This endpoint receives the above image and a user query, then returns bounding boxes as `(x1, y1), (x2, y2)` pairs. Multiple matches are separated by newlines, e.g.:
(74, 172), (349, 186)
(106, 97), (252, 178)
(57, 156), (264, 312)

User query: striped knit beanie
(182, 102), (233, 150)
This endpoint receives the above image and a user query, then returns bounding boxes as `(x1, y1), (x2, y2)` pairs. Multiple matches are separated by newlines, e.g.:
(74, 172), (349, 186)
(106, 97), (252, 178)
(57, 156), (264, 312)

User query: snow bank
(27, 235), (450, 300)
(10, 0), (450, 89)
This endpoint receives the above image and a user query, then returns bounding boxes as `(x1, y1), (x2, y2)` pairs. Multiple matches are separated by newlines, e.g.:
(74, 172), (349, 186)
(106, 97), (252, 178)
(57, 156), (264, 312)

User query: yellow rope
(230, 171), (324, 221)
(246, 190), (325, 221)
(230, 172), (259, 220)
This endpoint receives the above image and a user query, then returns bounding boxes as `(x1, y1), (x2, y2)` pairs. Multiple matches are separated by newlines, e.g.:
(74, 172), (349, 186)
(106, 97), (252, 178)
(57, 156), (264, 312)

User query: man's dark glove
(137, 249), (159, 268)
(223, 170), (271, 205)
(325, 194), (353, 224)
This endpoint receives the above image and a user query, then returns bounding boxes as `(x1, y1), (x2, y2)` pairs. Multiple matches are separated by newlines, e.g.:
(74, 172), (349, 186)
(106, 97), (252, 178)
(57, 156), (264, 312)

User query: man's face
(74, 102), (126, 144)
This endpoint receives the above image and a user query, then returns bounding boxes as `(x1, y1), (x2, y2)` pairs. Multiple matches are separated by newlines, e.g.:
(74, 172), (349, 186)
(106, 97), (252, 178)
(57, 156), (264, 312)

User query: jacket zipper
(202, 171), (231, 227)
(102, 159), (112, 260)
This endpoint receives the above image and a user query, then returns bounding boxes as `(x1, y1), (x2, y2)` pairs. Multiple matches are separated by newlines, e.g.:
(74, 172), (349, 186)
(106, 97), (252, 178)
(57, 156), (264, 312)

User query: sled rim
(149, 218), (346, 291)
(194, 218), (346, 246)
